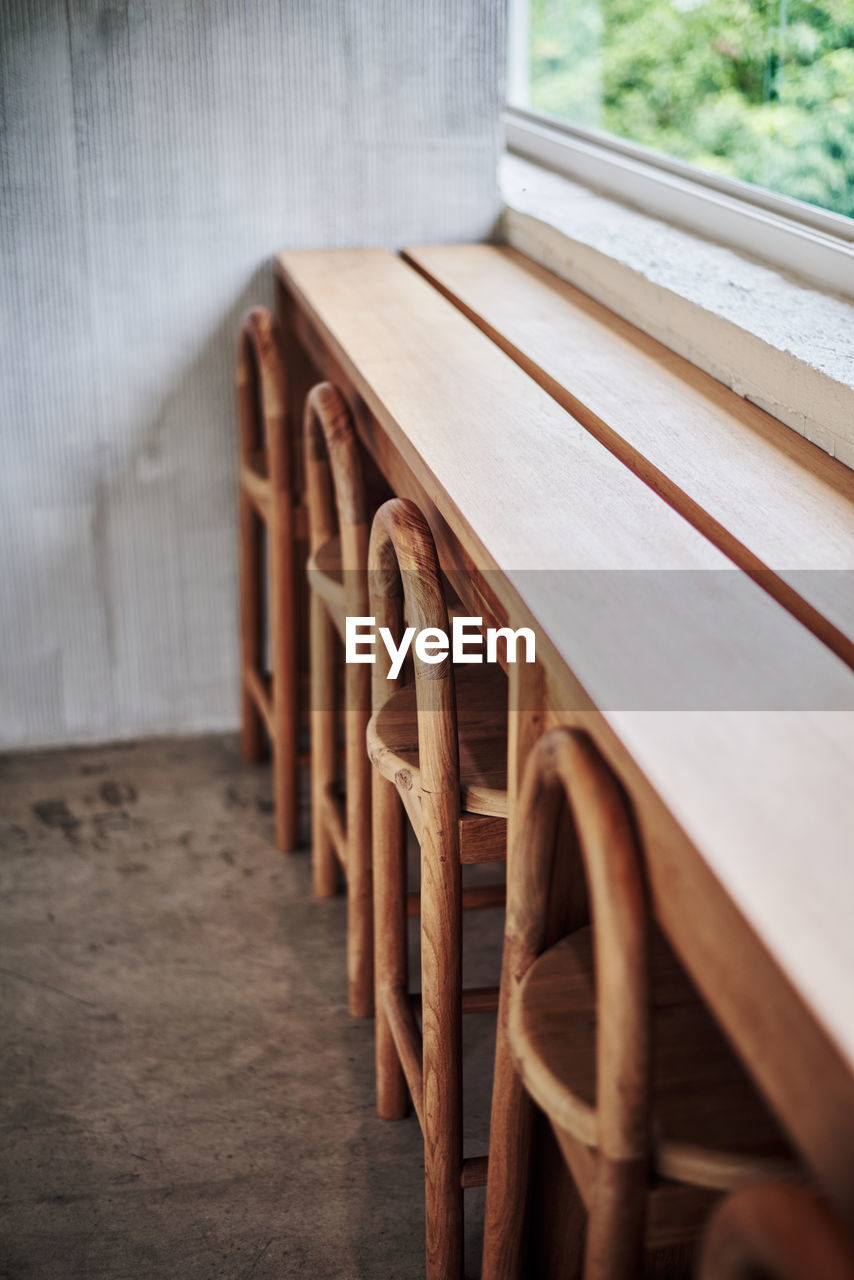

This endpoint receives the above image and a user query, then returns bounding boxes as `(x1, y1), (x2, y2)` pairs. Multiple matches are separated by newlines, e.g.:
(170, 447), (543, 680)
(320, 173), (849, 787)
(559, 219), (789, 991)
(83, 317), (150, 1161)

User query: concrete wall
(0, 0), (503, 749)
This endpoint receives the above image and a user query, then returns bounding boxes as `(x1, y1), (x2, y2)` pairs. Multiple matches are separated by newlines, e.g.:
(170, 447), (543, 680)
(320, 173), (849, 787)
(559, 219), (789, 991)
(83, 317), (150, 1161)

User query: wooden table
(275, 246), (854, 1228)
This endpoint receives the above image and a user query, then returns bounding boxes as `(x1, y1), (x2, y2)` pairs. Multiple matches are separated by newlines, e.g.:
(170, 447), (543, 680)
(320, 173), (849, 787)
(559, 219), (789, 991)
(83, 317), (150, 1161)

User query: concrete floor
(0, 735), (503, 1280)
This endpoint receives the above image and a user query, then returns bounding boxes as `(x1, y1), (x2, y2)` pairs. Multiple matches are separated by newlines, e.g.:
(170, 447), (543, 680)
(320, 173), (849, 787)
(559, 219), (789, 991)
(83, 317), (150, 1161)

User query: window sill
(499, 153), (854, 471)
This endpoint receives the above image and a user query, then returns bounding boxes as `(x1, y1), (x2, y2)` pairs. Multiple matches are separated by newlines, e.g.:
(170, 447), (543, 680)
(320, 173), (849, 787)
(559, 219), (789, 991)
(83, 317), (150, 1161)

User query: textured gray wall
(0, 1), (503, 748)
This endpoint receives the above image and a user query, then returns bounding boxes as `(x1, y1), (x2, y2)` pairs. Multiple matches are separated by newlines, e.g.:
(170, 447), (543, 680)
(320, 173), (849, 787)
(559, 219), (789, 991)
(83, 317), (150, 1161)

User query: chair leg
(239, 496), (265, 765)
(310, 589), (337, 897)
(482, 940), (536, 1280)
(269, 505), (298, 852)
(420, 795), (464, 1280)
(345, 661), (373, 1016)
(373, 769), (408, 1119)
(583, 1155), (647, 1280)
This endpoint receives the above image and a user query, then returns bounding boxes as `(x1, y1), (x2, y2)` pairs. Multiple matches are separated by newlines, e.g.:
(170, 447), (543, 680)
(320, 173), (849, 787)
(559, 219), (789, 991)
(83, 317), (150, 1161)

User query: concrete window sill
(500, 154), (854, 471)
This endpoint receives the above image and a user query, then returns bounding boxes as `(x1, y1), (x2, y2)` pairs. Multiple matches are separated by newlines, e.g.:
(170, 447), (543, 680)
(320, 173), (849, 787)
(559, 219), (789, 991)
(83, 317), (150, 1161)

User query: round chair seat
(510, 928), (795, 1190)
(367, 664), (508, 818)
(307, 533), (343, 588)
(307, 535), (345, 632)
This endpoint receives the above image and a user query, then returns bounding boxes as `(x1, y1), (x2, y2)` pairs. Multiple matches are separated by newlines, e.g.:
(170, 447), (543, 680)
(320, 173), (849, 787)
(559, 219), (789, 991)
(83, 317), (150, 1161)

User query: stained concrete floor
(0, 735), (503, 1280)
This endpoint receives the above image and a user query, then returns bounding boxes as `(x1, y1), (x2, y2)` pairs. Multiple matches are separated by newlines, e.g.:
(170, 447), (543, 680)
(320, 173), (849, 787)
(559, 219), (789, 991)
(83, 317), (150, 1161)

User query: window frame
(505, 2), (854, 300)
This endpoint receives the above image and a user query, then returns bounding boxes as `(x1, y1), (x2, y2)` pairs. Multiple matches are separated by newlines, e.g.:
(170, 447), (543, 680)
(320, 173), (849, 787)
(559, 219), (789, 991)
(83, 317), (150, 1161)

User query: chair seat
(307, 538), (477, 654)
(367, 664), (508, 818)
(307, 534), (343, 586)
(307, 535), (345, 633)
(245, 446), (269, 480)
(511, 928), (795, 1191)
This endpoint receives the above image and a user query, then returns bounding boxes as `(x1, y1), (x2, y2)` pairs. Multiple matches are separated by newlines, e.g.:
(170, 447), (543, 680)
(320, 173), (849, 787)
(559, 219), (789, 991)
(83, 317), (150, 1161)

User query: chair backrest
(697, 1182), (854, 1280)
(507, 727), (651, 1164)
(367, 498), (459, 807)
(236, 307), (289, 492)
(303, 381), (368, 614)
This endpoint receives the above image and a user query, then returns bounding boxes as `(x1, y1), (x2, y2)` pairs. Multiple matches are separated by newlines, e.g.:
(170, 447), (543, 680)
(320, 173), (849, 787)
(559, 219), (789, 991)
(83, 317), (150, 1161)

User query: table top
(405, 243), (854, 668)
(276, 246), (854, 1201)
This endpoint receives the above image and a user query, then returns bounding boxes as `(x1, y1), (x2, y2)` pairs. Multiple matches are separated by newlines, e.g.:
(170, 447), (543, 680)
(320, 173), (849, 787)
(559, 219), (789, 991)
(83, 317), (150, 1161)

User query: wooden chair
(697, 1182), (854, 1279)
(304, 381), (373, 1017)
(367, 497), (508, 1280)
(483, 727), (797, 1280)
(237, 307), (298, 852)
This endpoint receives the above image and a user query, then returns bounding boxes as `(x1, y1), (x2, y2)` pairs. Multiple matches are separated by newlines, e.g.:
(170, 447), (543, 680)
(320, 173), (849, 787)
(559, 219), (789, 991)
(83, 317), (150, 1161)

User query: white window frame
(505, 1), (854, 300)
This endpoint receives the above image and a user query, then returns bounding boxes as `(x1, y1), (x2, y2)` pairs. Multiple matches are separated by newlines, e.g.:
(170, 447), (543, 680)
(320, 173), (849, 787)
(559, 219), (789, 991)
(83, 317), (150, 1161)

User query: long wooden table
(275, 246), (854, 1228)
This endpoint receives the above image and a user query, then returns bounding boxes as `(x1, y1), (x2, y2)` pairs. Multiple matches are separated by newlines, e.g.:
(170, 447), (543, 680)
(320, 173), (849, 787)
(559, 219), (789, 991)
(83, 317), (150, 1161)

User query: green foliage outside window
(528, 0), (854, 216)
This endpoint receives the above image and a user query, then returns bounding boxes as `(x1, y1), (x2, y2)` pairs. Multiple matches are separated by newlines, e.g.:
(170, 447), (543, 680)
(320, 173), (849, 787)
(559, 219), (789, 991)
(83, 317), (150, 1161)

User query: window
(506, 0), (854, 286)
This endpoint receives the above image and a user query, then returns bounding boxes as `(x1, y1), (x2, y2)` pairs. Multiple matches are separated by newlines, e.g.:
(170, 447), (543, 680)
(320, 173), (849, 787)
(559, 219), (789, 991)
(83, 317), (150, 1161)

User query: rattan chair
(367, 496), (508, 1280)
(483, 727), (797, 1280)
(697, 1182), (854, 1279)
(236, 307), (298, 852)
(304, 381), (373, 1016)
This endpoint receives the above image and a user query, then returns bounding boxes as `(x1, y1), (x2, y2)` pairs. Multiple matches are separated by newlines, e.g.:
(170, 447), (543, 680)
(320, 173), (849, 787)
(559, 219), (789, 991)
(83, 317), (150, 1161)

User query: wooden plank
(275, 248), (854, 1223)
(404, 242), (854, 669)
